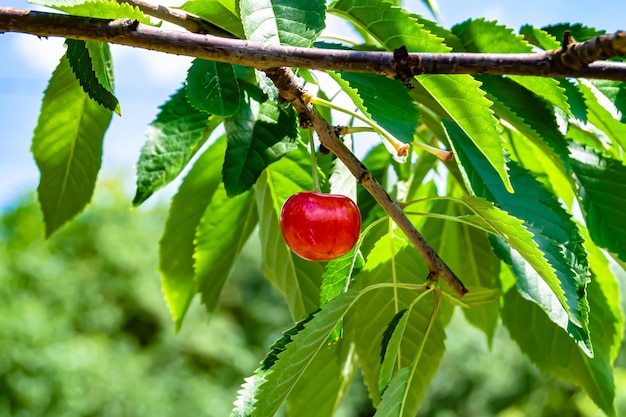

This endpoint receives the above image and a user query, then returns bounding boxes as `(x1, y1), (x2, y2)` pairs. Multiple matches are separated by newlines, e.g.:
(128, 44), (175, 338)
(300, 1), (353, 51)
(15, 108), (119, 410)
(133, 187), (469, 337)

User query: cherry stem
(412, 141), (454, 162)
(308, 129), (321, 192)
(309, 96), (410, 158)
(336, 125), (452, 162)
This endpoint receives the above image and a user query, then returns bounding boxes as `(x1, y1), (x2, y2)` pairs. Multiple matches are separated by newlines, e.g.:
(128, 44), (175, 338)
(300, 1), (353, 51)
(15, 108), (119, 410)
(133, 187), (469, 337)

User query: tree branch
(266, 67), (468, 297)
(0, 5), (474, 296)
(1, 7), (626, 81)
(115, 0), (234, 37)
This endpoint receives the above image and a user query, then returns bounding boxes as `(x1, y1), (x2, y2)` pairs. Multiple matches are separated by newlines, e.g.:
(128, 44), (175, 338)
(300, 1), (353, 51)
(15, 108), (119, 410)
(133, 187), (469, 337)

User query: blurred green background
(1, 180), (625, 417)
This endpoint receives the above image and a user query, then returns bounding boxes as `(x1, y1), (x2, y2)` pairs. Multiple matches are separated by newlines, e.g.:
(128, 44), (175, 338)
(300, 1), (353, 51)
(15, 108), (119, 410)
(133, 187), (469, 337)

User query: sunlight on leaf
(446, 120), (591, 349)
(32, 55), (111, 237)
(186, 59), (240, 116)
(569, 143), (626, 262)
(240, 0), (325, 46)
(30, 0), (151, 22)
(65, 40), (119, 114)
(159, 137), (227, 330)
(348, 236), (444, 415)
(133, 86), (218, 206)
(194, 186), (258, 315)
(232, 291), (359, 417)
(179, 0), (244, 37)
(223, 85), (298, 197)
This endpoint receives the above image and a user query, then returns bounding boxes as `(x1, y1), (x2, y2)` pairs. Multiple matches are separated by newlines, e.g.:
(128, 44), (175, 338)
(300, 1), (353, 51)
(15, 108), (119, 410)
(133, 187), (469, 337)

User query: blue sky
(1, 0), (625, 209)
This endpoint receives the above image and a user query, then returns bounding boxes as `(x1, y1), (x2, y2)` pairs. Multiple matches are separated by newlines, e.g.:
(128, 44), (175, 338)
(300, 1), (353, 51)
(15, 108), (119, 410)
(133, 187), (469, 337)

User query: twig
(552, 30), (626, 71)
(266, 67), (468, 297)
(1, 7), (626, 81)
(116, 0), (234, 37)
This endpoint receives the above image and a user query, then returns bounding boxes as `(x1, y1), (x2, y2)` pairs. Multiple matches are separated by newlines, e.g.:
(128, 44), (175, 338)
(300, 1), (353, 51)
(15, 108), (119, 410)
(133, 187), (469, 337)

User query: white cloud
(12, 36), (64, 74)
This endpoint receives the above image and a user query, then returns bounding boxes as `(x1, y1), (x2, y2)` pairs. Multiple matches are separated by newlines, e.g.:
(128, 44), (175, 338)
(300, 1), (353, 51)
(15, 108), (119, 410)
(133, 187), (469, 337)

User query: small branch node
(561, 30), (574, 52)
(552, 30), (626, 73)
(427, 271), (439, 282)
(301, 90), (314, 104)
(393, 46), (415, 89)
(358, 170), (371, 184)
(298, 112), (312, 129)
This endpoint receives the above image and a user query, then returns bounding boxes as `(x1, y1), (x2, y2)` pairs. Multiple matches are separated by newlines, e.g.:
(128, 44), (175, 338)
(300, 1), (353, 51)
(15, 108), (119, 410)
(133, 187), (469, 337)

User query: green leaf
(501, 272), (618, 416)
(223, 86), (298, 197)
(254, 143), (322, 320)
(559, 78), (588, 123)
(358, 143), (393, 224)
(480, 96), (575, 210)
(451, 18), (532, 53)
(589, 79), (626, 123)
(541, 23), (605, 43)
(159, 137), (227, 331)
(374, 367), (411, 417)
(459, 197), (555, 294)
(333, 71), (420, 143)
(494, 236), (593, 356)
(231, 290), (359, 417)
(475, 74), (570, 166)
(414, 15), (464, 51)
(320, 249), (364, 306)
(186, 59), (240, 116)
(519, 24), (561, 50)
(31, 0), (151, 22)
(287, 340), (356, 417)
(240, 0), (325, 47)
(513, 127), (576, 212)
(419, 0), (440, 20)
(569, 143), (626, 262)
(451, 287), (501, 307)
(419, 192), (500, 342)
(446, 120), (592, 349)
(452, 19), (570, 116)
(133, 85), (219, 206)
(330, 0), (449, 52)
(179, 0), (245, 38)
(580, 228), (624, 364)
(458, 196), (576, 342)
(330, 0), (515, 191)
(31, 55), (112, 237)
(508, 75), (570, 116)
(414, 76), (513, 192)
(329, 6), (516, 194)
(379, 309), (409, 394)
(194, 186), (258, 314)
(65, 40), (120, 114)
(578, 80), (626, 152)
(347, 234), (445, 415)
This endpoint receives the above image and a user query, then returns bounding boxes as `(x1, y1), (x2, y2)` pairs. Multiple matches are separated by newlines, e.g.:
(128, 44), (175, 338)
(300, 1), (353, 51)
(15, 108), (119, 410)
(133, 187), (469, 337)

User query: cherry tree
(1, 0), (626, 415)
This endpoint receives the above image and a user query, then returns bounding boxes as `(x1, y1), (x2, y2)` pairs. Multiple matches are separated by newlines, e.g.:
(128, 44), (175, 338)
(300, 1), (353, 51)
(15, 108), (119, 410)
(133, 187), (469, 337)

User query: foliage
(7, 185), (624, 417)
(5, 0), (626, 415)
(0, 184), (293, 416)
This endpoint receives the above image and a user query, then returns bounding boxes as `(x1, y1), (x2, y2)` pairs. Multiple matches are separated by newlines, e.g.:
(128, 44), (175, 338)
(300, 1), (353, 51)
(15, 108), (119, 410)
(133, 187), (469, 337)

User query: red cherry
(280, 192), (362, 261)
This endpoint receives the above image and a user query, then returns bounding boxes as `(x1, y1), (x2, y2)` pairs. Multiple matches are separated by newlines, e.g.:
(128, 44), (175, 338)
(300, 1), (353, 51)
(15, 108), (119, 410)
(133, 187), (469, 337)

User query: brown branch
(552, 30), (626, 71)
(69, 1), (467, 296)
(116, 0), (233, 37)
(3, 5), (625, 296)
(1, 7), (626, 81)
(266, 67), (468, 297)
